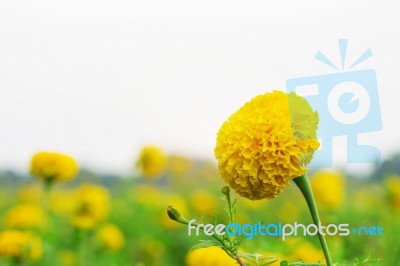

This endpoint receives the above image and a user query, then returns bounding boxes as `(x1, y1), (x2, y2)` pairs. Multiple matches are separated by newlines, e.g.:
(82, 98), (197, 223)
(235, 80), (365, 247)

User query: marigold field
(0, 150), (399, 266)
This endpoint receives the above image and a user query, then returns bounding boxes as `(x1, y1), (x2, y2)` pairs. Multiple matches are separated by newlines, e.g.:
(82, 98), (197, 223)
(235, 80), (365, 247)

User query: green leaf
(190, 239), (223, 252)
(281, 261), (323, 266)
(260, 260), (280, 266)
(353, 256), (383, 265)
(238, 252), (279, 266)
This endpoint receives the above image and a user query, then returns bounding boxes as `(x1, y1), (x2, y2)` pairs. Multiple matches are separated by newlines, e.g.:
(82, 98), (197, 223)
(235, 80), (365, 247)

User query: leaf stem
(293, 173), (333, 266)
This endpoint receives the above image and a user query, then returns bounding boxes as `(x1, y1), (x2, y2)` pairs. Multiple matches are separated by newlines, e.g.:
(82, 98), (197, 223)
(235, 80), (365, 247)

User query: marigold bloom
(30, 152), (78, 182)
(4, 203), (46, 229)
(215, 90), (319, 200)
(310, 170), (345, 210)
(136, 146), (167, 178)
(0, 230), (42, 261)
(70, 183), (110, 229)
(96, 224), (124, 251)
(186, 246), (237, 266)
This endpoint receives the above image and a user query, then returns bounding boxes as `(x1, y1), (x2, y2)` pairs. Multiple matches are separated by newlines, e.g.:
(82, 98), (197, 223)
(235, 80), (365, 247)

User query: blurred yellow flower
(310, 170), (345, 210)
(0, 230), (42, 261)
(4, 203), (46, 230)
(136, 146), (167, 178)
(96, 224), (125, 251)
(190, 190), (217, 214)
(290, 242), (324, 263)
(215, 90), (319, 200)
(186, 246), (237, 266)
(30, 152), (78, 183)
(385, 176), (400, 210)
(70, 183), (110, 230)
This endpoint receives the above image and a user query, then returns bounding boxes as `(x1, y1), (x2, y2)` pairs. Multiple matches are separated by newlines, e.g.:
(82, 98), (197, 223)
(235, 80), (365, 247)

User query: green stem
(293, 173), (333, 266)
(236, 256), (246, 266)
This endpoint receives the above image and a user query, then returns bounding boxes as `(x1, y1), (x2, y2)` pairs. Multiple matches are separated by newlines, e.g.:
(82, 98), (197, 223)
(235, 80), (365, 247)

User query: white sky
(0, 0), (399, 174)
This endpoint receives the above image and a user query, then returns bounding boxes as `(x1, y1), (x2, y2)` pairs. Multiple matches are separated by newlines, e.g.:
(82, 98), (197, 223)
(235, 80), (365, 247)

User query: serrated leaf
(353, 256), (383, 265)
(190, 239), (223, 252)
(283, 261), (323, 266)
(260, 259), (279, 265)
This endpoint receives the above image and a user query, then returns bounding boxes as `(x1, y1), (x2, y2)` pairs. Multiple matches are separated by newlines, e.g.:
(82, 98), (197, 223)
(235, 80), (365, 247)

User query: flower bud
(221, 186), (230, 197)
(166, 205), (189, 225)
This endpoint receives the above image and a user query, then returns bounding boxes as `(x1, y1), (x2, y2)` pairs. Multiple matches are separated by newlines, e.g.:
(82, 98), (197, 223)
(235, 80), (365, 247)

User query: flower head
(96, 224), (125, 251)
(30, 152), (78, 182)
(136, 146), (167, 178)
(0, 230), (42, 261)
(215, 90), (319, 200)
(70, 183), (110, 230)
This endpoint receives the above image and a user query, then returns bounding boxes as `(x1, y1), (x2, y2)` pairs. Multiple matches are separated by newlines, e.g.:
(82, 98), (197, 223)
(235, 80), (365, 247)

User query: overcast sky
(1, 0), (399, 175)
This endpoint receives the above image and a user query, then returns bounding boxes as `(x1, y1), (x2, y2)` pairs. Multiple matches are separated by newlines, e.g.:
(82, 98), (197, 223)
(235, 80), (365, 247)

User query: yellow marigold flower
(186, 246), (237, 266)
(4, 203), (46, 230)
(215, 90), (319, 200)
(0, 230), (42, 261)
(96, 224), (124, 251)
(70, 183), (110, 229)
(136, 146), (167, 178)
(310, 170), (345, 210)
(385, 176), (400, 210)
(30, 152), (78, 182)
(190, 190), (218, 214)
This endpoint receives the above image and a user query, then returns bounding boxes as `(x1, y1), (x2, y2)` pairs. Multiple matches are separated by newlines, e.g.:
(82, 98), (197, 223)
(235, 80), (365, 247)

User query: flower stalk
(293, 173), (333, 266)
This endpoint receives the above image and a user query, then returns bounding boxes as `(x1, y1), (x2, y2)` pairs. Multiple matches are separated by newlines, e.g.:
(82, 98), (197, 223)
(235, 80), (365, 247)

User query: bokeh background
(1, 0), (400, 265)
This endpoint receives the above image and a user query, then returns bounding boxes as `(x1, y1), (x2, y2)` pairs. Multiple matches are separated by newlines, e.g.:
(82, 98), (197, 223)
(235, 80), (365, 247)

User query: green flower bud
(166, 205), (189, 225)
(221, 186), (230, 197)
